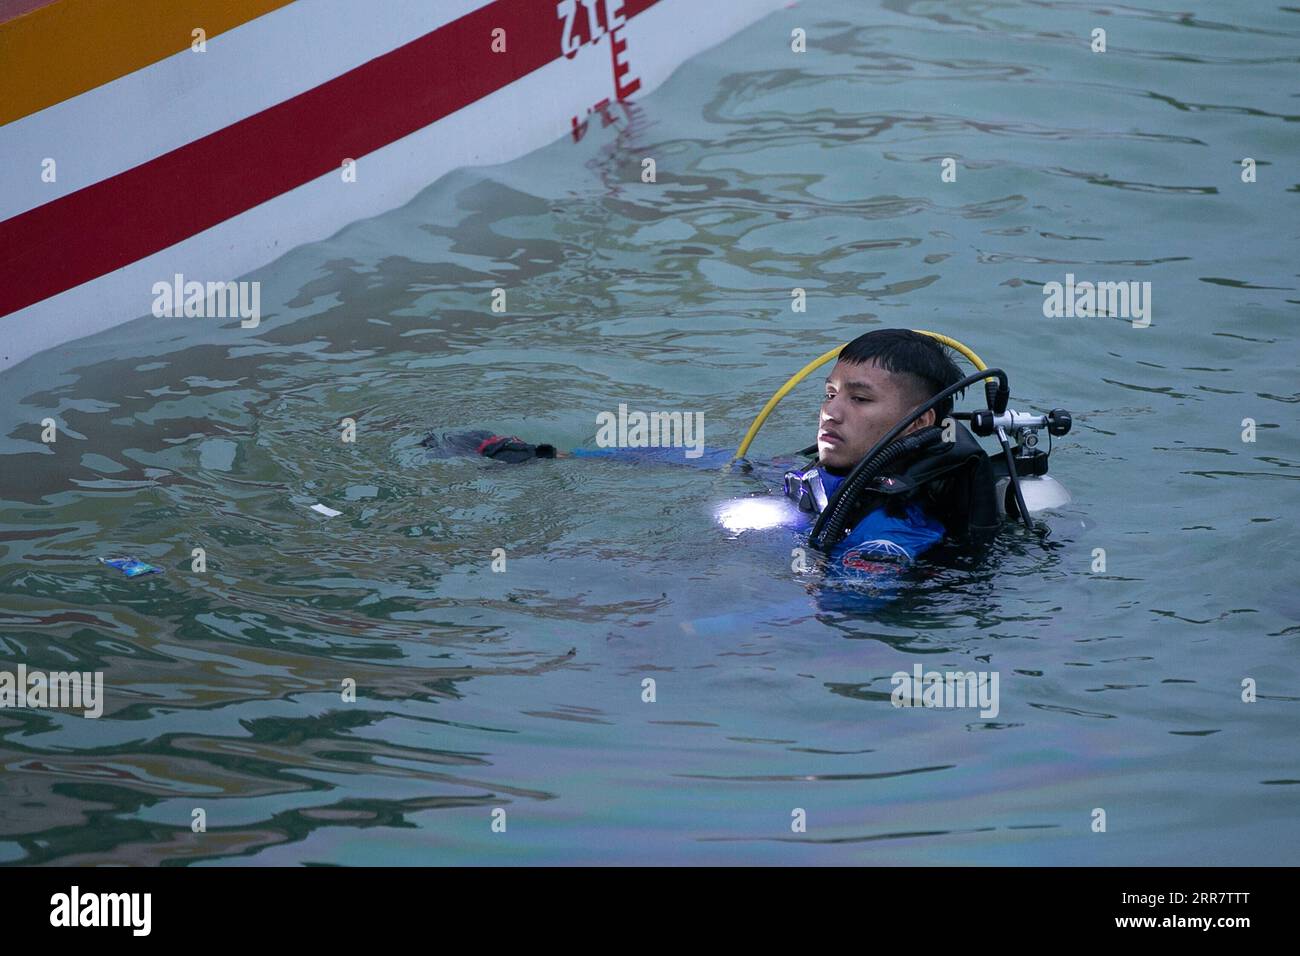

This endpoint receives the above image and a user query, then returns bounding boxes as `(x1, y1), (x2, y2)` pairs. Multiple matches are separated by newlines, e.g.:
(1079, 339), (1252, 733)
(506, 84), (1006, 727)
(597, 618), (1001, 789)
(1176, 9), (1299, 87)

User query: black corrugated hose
(808, 425), (943, 551)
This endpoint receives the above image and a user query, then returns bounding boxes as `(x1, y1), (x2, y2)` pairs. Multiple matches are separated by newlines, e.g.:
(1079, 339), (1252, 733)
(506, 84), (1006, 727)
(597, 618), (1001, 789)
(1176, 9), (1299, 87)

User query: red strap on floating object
(477, 435), (523, 456)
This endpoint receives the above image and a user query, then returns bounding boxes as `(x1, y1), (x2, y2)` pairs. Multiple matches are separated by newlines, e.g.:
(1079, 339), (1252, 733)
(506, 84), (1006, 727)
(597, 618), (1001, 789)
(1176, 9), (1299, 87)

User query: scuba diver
(422, 328), (1073, 592)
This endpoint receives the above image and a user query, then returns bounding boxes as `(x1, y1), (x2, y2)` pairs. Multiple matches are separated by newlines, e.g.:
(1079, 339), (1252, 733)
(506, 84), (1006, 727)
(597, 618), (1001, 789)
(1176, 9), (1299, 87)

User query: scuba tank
(972, 408), (1074, 519)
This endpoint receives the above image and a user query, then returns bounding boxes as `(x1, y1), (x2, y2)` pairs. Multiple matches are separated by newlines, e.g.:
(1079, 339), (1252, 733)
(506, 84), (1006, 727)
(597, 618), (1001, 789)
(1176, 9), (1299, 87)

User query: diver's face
(817, 360), (935, 470)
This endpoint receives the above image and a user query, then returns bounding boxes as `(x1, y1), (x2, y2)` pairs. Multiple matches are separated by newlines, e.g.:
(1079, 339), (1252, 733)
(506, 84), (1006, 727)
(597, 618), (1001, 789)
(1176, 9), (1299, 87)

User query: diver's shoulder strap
(856, 423), (999, 540)
(785, 425), (999, 542)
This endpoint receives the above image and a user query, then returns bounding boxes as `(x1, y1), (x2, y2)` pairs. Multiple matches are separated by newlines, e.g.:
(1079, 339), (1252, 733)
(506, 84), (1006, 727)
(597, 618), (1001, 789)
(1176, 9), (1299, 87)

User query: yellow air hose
(731, 330), (992, 460)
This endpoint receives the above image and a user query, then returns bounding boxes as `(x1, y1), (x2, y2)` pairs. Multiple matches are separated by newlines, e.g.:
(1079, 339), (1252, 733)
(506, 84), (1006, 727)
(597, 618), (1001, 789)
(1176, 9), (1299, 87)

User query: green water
(1, 0), (1297, 864)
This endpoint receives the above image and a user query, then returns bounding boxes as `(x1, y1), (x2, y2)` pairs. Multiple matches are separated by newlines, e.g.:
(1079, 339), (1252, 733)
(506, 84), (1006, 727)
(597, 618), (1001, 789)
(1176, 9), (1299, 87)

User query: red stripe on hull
(0, 0), (657, 317)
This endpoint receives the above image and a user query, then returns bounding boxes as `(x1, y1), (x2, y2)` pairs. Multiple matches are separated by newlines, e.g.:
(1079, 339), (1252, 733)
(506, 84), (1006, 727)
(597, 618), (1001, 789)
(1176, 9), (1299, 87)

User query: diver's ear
(903, 408), (937, 434)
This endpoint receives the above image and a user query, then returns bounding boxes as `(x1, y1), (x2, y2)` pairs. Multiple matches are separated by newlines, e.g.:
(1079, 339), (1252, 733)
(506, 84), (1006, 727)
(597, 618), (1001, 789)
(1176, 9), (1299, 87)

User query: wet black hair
(837, 329), (965, 423)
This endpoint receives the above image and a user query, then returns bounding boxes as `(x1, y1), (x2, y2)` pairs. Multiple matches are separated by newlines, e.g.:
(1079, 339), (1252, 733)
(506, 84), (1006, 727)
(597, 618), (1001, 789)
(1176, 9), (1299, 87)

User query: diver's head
(817, 329), (965, 472)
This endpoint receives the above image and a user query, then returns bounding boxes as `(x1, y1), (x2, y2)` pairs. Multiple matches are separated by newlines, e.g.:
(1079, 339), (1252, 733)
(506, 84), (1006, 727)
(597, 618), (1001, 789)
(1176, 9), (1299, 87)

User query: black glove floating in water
(421, 429), (556, 463)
